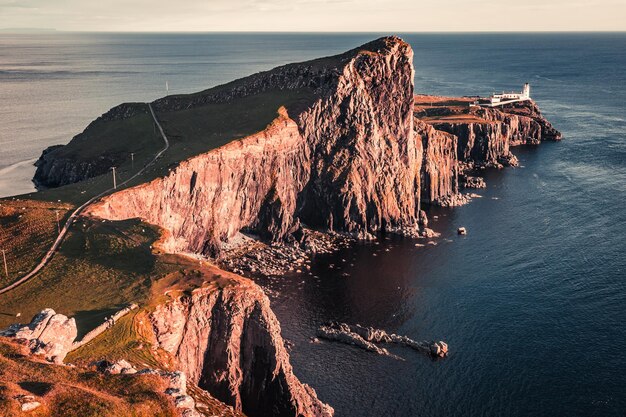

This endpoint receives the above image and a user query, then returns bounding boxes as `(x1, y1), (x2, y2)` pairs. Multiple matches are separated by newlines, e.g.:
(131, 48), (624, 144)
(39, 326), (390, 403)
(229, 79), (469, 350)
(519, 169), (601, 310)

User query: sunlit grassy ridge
(0, 338), (178, 417)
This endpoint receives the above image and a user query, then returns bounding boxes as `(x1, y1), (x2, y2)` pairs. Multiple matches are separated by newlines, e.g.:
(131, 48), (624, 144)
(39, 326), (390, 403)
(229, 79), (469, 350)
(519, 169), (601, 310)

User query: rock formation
(25, 37), (563, 417)
(150, 279), (334, 417)
(88, 36), (421, 255)
(317, 322), (448, 359)
(416, 119), (459, 205)
(421, 101), (560, 167)
(0, 308), (77, 364)
(414, 96), (561, 204)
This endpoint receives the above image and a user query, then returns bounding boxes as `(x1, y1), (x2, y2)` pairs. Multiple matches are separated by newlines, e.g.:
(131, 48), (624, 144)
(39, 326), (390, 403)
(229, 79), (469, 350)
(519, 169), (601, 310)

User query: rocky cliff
(150, 277), (333, 417)
(414, 95), (561, 204)
(419, 99), (561, 167)
(89, 36), (420, 254)
(416, 119), (459, 205)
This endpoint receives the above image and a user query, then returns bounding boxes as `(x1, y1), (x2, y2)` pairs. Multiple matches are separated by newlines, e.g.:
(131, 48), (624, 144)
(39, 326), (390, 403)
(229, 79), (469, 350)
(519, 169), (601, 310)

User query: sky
(1, 0), (625, 32)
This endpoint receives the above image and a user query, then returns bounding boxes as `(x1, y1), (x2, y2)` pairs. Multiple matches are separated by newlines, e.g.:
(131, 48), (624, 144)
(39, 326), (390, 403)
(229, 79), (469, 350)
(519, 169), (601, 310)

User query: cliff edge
(88, 36), (420, 255)
(151, 272), (333, 417)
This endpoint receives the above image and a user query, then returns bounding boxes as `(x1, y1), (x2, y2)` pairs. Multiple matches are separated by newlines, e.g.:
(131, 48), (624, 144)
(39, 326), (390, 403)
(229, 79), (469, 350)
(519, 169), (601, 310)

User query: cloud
(0, 0), (624, 31)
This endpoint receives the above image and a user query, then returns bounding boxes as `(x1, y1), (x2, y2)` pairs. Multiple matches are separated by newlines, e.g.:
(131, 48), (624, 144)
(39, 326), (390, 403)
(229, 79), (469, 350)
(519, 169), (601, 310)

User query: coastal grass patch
(0, 338), (178, 417)
(66, 310), (170, 371)
(0, 217), (175, 332)
(154, 87), (316, 170)
(0, 199), (73, 288)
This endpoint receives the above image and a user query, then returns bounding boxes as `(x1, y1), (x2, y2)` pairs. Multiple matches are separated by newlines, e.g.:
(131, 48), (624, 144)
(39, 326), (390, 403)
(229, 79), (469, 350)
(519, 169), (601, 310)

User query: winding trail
(0, 104), (169, 295)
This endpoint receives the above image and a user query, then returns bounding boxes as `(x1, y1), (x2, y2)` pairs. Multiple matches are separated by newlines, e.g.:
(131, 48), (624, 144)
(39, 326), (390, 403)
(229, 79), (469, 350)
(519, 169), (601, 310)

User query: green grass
(66, 311), (163, 369)
(0, 200), (73, 287)
(0, 217), (174, 332)
(155, 88), (315, 167)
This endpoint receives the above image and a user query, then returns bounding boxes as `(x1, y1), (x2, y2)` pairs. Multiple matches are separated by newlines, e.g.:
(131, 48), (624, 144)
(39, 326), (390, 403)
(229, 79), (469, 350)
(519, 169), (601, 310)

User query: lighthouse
(478, 83), (532, 107)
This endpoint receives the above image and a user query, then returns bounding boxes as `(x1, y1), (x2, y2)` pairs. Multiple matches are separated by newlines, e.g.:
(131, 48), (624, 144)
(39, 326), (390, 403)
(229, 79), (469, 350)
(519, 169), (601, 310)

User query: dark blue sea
(1, 33), (625, 416)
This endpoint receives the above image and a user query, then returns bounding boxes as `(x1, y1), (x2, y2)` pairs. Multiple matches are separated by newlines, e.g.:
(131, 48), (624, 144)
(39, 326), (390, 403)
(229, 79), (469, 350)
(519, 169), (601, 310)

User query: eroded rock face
(90, 108), (308, 256)
(89, 36), (420, 254)
(415, 97), (561, 203)
(416, 119), (459, 205)
(500, 100), (562, 142)
(150, 281), (334, 417)
(0, 309), (77, 364)
(426, 102), (560, 167)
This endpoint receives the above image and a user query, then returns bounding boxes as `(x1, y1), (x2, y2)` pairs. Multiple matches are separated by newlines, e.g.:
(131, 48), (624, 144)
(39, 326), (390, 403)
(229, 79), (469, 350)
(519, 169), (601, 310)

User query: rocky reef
(150, 278), (334, 417)
(317, 322), (449, 360)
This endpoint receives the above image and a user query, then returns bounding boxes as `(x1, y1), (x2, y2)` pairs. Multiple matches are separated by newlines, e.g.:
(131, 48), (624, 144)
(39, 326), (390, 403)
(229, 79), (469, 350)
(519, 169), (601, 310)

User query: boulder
(21, 401), (42, 412)
(1, 309), (77, 364)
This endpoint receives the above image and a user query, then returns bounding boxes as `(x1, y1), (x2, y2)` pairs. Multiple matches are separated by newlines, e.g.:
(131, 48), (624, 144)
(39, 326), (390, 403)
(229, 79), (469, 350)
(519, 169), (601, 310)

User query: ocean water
(1, 33), (625, 416)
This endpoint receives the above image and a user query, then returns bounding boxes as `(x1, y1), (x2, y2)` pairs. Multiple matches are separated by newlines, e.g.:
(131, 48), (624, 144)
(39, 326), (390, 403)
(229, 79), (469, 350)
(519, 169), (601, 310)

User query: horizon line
(2, 29), (626, 34)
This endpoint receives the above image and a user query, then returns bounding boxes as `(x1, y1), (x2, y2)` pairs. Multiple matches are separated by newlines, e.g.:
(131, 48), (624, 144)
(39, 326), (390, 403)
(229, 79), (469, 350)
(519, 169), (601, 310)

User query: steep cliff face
(415, 119), (458, 204)
(425, 102), (560, 167)
(89, 36), (420, 254)
(500, 100), (562, 142)
(150, 279), (333, 417)
(414, 96), (561, 204)
(294, 38), (419, 235)
(89, 108), (308, 256)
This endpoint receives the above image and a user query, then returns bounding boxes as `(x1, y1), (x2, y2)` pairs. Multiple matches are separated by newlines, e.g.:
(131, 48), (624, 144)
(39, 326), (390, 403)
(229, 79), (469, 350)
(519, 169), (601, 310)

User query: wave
(0, 158), (37, 176)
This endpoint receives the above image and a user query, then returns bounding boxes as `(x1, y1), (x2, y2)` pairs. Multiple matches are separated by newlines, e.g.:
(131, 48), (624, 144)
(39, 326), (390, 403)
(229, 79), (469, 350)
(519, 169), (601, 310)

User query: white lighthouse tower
(522, 83), (530, 99)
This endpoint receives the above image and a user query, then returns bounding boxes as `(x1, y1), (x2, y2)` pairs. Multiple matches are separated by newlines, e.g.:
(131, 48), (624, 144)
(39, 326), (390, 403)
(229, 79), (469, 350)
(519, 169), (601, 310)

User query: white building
(478, 83), (531, 107)
(492, 83), (530, 100)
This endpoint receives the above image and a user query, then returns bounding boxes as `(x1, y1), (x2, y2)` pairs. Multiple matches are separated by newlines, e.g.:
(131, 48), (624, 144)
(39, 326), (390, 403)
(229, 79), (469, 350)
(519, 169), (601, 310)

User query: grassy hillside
(0, 200), (72, 287)
(0, 216), (166, 332)
(25, 88), (315, 207)
(0, 338), (177, 417)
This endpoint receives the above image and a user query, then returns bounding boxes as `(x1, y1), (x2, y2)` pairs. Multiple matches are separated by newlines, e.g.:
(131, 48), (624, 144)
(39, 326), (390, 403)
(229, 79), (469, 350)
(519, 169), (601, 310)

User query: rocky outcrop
(416, 119), (459, 205)
(150, 280), (334, 417)
(500, 100), (562, 142)
(0, 308), (77, 364)
(33, 149), (121, 189)
(425, 101), (559, 167)
(89, 36), (421, 255)
(135, 369), (203, 417)
(414, 97), (561, 205)
(317, 322), (448, 359)
(431, 117), (515, 168)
